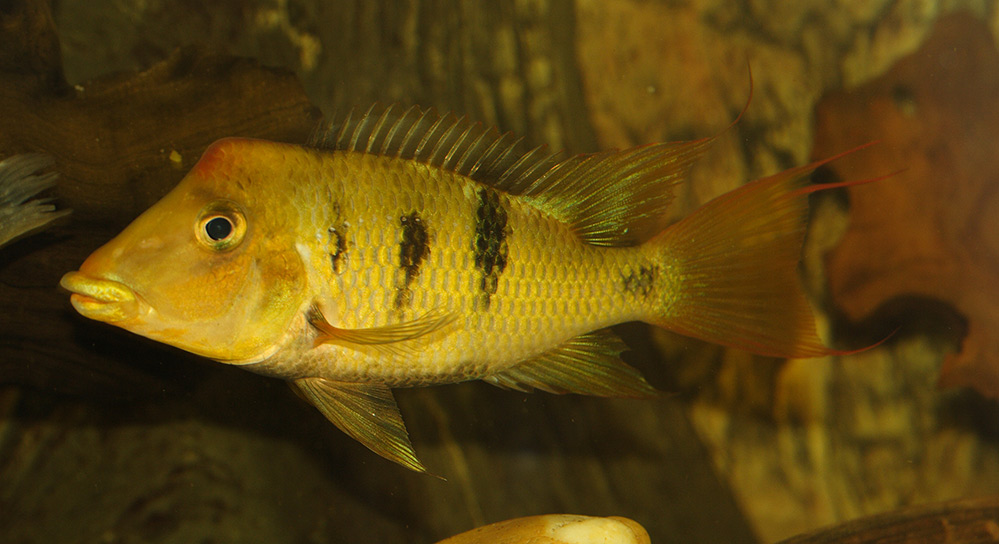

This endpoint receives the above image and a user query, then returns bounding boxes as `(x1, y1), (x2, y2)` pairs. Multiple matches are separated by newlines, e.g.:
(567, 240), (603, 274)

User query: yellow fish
(61, 105), (867, 473)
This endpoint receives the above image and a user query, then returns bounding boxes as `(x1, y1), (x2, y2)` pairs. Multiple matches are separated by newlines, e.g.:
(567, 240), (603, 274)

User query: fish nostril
(136, 236), (163, 251)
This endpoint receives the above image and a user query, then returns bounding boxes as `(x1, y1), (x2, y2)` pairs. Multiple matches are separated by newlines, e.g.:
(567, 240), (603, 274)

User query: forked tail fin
(648, 144), (887, 358)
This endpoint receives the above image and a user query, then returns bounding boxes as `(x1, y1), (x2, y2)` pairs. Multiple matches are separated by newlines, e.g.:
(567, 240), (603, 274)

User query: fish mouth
(60, 271), (143, 323)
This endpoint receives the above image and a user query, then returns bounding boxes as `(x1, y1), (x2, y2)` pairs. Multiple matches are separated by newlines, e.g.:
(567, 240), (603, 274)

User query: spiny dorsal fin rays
(309, 103), (559, 195)
(363, 105), (396, 154)
(496, 144), (561, 195)
(428, 115), (470, 166)
(310, 104), (714, 246)
(351, 104), (381, 152)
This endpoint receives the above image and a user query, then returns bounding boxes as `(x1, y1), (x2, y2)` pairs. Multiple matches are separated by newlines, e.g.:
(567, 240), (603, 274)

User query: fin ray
(648, 147), (881, 357)
(308, 305), (455, 348)
(309, 104), (559, 195)
(291, 378), (430, 473)
(363, 104), (396, 153)
(483, 329), (658, 398)
(522, 140), (712, 246)
(310, 104), (712, 246)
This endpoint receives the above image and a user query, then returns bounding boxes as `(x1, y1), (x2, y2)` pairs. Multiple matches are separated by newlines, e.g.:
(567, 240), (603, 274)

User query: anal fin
(483, 329), (659, 398)
(290, 377), (433, 474)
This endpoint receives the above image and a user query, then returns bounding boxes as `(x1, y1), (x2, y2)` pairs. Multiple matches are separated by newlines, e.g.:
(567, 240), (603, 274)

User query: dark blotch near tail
(395, 211), (429, 309)
(622, 265), (658, 298)
(473, 188), (509, 309)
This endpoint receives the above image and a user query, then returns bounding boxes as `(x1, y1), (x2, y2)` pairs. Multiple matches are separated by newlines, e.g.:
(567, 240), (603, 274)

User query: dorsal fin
(309, 103), (560, 195)
(310, 104), (713, 246)
(520, 139), (712, 246)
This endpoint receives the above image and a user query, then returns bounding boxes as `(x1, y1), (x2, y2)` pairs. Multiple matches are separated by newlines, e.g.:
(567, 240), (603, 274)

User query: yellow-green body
(249, 149), (654, 386)
(62, 105), (844, 472)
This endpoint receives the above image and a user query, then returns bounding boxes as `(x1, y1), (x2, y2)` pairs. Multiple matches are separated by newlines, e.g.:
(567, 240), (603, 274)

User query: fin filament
(648, 146), (882, 358)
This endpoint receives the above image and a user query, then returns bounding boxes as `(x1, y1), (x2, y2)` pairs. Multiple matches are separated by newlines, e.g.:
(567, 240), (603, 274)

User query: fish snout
(60, 271), (141, 323)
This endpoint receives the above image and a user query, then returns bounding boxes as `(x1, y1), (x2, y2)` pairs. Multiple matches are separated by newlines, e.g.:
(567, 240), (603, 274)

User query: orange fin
(521, 67), (748, 247)
(483, 329), (659, 398)
(648, 144), (884, 358)
(308, 305), (455, 350)
(290, 377), (437, 475)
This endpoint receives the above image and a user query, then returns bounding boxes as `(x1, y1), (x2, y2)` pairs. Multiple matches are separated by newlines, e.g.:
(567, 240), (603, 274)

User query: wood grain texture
(778, 496), (999, 544)
(0, 0), (320, 397)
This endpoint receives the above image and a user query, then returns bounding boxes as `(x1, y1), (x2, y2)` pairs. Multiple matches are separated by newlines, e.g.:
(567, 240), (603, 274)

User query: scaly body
(252, 150), (651, 385)
(61, 105), (872, 473)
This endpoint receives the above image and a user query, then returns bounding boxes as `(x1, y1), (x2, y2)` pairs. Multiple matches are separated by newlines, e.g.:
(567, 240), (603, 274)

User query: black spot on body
(473, 188), (509, 309)
(622, 265), (657, 298)
(328, 224), (348, 274)
(325, 200), (349, 275)
(394, 211), (429, 309)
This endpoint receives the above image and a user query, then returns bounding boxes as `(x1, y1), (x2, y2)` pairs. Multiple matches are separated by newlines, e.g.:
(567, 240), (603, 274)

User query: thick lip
(60, 271), (142, 323)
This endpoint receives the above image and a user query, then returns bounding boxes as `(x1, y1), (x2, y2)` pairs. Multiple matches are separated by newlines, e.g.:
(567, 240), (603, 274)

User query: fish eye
(197, 201), (246, 251)
(205, 216), (233, 241)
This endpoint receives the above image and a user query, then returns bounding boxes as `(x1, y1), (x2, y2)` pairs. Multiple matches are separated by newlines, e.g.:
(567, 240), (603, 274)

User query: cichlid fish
(0, 154), (69, 249)
(61, 105), (870, 472)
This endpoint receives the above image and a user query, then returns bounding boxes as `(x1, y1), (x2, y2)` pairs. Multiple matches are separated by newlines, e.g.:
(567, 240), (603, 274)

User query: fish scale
(295, 151), (644, 385)
(61, 104), (877, 473)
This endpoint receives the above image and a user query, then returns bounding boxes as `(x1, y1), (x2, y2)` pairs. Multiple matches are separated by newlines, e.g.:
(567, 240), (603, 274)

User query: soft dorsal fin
(311, 104), (713, 246)
(519, 140), (711, 246)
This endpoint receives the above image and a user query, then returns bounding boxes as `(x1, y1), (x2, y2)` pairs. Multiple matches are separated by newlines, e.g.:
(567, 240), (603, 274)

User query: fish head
(61, 138), (309, 363)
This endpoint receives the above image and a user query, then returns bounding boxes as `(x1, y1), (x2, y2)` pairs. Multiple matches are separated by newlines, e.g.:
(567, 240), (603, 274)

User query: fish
(0, 153), (69, 249)
(60, 104), (875, 473)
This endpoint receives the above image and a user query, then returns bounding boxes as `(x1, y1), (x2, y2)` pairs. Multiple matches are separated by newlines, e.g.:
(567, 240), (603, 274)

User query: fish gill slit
(394, 211), (430, 310)
(472, 188), (510, 310)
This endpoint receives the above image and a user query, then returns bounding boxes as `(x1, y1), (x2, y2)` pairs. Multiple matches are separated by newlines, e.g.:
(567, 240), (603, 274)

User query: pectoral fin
(308, 305), (454, 349)
(290, 377), (431, 474)
(483, 329), (660, 398)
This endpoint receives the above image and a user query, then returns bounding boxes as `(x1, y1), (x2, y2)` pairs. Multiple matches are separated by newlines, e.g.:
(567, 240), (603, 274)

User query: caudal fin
(648, 145), (886, 358)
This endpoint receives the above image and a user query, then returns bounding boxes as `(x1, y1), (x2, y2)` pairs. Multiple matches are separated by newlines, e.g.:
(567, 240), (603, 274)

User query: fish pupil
(205, 216), (233, 241)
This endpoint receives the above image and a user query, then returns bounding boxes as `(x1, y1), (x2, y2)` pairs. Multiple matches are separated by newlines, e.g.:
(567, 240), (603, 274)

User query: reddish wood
(814, 13), (999, 398)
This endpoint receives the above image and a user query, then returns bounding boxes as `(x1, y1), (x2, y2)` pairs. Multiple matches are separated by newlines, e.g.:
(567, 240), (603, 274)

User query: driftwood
(778, 496), (999, 544)
(0, 0), (320, 396)
(816, 14), (999, 400)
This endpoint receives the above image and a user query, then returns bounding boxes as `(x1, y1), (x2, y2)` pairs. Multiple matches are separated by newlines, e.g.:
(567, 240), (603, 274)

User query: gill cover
(63, 139), (308, 362)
